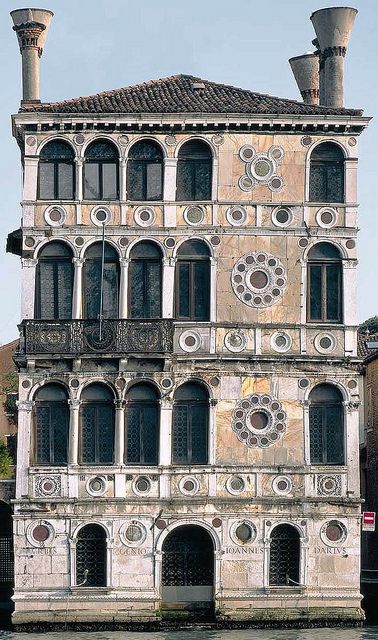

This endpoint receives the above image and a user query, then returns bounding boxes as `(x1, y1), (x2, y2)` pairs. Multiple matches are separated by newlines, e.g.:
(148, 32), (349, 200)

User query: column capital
(120, 258), (130, 268)
(210, 256), (218, 265)
(16, 400), (34, 412)
(75, 158), (84, 166)
(160, 398), (173, 409)
(13, 21), (46, 56)
(22, 258), (38, 268)
(164, 157), (178, 166)
(114, 399), (125, 410)
(68, 399), (81, 409)
(72, 257), (84, 267)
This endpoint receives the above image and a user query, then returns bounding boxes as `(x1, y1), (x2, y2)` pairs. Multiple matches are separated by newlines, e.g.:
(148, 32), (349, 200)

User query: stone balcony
(17, 319), (174, 357)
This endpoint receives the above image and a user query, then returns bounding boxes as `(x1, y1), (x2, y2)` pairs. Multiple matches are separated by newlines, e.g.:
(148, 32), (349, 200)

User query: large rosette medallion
(232, 393), (287, 448)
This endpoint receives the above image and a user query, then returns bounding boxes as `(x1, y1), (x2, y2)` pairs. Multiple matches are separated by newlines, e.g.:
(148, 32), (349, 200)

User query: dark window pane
(86, 142), (118, 161)
(173, 405), (189, 463)
(58, 162), (74, 199)
(127, 405), (141, 463)
(326, 263), (341, 322)
(37, 262), (55, 319)
(36, 258), (73, 320)
(309, 143), (344, 203)
(102, 163), (118, 199)
(129, 261), (144, 318)
(81, 405), (97, 464)
(194, 261), (210, 320)
(269, 525), (300, 586)
(76, 524), (106, 587)
(56, 262), (73, 319)
(35, 403), (68, 465)
(325, 405), (344, 464)
(141, 405), (158, 464)
(195, 161), (212, 200)
(41, 141), (74, 160)
(146, 261), (161, 317)
(309, 405), (323, 463)
(190, 404), (208, 464)
(102, 262), (119, 318)
(84, 259), (101, 319)
(51, 405), (69, 464)
(39, 163), (55, 200)
(146, 163), (163, 200)
(84, 164), (100, 199)
(178, 263), (190, 318)
(35, 406), (51, 464)
(177, 161), (195, 201)
(97, 405), (114, 464)
(127, 161), (144, 200)
(309, 264), (322, 321)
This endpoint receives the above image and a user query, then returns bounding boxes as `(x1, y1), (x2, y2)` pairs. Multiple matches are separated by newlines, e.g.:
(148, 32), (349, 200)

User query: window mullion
(188, 404), (192, 464)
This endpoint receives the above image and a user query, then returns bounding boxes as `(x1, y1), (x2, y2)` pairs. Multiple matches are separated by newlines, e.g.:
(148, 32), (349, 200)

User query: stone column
(23, 157), (39, 201)
(159, 398), (173, 466)
(15, 400), (34, 499)
(119, 258), (129, 319)
(72, 258), (84, 319)
(163, 158), (177, 202)
(208, 399), (217, 465)
(343, 259), (358, 327)
(21, 258), (38, 320)
(114, 400), (125, 465)
(210, 257), (218, 322)
(162, 258), (175, 319)
(120, 159), (127, 201)
(68, 399), (80, 465)
(75, 158), (83, 202)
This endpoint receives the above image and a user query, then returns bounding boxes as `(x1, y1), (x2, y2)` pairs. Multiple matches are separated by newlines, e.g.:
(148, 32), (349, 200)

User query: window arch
(307, 242), (342, 323)
(125, 383), (159, 465)
(35, 241), (74, 320)
(129, 241), (162, 318)
(80, 384), (115, 465)
(38, 140), (75, 200)
(76, 524), (106, 587)
(269, 524), (300, 586)
(33, 383), (69, 465)
(84, 140), (119, 200)
(177, 140), (212, 201)
(127, 140), (163, 201)
(175, 240), (210, 321)
(83, 242), (119, 319)
(172, 382), (209, 464)
(309, 142), (345, 203)
(309, 384), (344, 465)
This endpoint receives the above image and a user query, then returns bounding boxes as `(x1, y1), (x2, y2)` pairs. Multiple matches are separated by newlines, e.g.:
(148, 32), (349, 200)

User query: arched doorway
(161, 525), (214, 614)
(269, 524), (300, 586)
(0, 501), (14, 626)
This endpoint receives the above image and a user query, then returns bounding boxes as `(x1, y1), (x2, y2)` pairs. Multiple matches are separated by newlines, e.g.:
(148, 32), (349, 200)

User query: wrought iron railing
(18, 319), (174, 355)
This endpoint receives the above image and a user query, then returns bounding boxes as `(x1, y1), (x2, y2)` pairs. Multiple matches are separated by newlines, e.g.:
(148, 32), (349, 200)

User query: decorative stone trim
(231, 252), (287, 308)
(134, 206), (156, 227)
(271, 331), (292, 353)
(179, 476), (200, 496)
(226, 475), (246, 495)
(238, 145), (284, 192)
(272, 206), (293, 228)
(232, 392), (287, 448)
(316, 207), (337, 229)
(320, 520), (348, 546)
(183, 205), (205, 225)
(90, 206), (112, 227)
(226, 205), (247, 226)
(85, 475), (107, 497)
(314, 332), (336, 354)
(230, 520), (257, 545)
(316, 474), (342, 497)
(26, 520), (55, 548)
(119, 520), (147, 547)
(272, 475), (293, 495)
(224, 330), (247, 353)
(179, 330), (201, 353)
(44, 204), (67, 227)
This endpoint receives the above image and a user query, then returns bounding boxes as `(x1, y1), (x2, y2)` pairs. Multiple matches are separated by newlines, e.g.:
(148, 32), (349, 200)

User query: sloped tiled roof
(20, 74), (363, 116)
(358, 332), (378, 360)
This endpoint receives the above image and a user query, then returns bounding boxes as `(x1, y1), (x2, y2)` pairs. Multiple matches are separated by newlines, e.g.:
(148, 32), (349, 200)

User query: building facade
(8, 6), (370, 627)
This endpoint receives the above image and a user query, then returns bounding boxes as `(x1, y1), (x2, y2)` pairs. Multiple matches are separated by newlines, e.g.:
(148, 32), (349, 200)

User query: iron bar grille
(162, 526), (214, 586)
(0, 537), (14, 584)
(76, 525), (106, 587)
(269, 525), (300, 586)
(19, 319), (173, 355)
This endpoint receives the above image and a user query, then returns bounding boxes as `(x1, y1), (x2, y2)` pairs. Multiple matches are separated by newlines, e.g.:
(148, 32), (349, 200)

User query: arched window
(175, 240), (210, 321)
(125, 383), (159, 464)
(84, 140), (119, 200)
(76, 524), (106, 587)
(269, 524), (300, 586)
(307, 243), (342, 323)
(83, 242), (119, 319)
(38, 140), (75, 200)
(309, 142), (345, 203)
(35, 241), (73, 320)
(129, 242), (162, 318)
(80, 384), (115, 465)
(172, 382), (208, 464)
(309, 384), (344, 465)
(127, 140), (163, 201)
(34, 384), (69, 465)
(177, 140), (212, 201)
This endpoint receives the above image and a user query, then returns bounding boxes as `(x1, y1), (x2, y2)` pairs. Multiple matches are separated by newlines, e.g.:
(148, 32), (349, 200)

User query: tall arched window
(129, 242), (162, 318)
(84, 140), (119, 200)
(83, 243), (119, 319)
(127, 140), (163, 201)
(309, 384), (344, 465)
(176, 140), (212, 201)
(125, 383), (159, 465)
(175, 240), (210, 321)
(269, 524), (300, 586)
(80, 384), (115, 465)
(309, 142), (345, 203)
(172, 382), (208, 465)
(76, 524), (106, 587)
(307, 243), (342, 323)
(35, 241), (73, 320)
(34, 384), (69, 465)
(38, 140), (75, 200)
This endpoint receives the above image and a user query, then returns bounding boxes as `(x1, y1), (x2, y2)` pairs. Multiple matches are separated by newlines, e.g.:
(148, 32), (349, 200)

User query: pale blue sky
(0, 0), (376, 343)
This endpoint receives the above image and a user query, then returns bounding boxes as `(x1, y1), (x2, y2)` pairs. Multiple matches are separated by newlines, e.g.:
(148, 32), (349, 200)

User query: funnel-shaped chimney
(11, 8), (53, 104)
(289, 53), (319, 105)
(310, 7), (357, 108)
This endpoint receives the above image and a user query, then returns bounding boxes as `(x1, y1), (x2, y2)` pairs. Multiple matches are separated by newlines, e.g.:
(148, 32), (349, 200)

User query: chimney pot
(289, 53), (320, 105)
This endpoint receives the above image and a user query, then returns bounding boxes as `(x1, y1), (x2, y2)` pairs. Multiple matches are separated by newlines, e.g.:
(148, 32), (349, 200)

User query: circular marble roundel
(232, 393), (287, 448)
(231, 252), (286, 308)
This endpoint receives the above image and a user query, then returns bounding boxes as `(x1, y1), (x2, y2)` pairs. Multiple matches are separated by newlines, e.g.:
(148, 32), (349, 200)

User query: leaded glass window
(307, 243), (342, 323)
(38, 140), (75, 200)
(177, 140), (212, 201)
(309, 384), (344, 464)
(175, 240), (210, 321)
(309, 142), (345, 203)
(125, 383), (159, 464)
(80, 384), (115, 465)
(172, 383), (208, 464)
(35, 241), (73, 320)
(269, 524), (300, 586)
(127, 140), (163, 201)
(34, 384), (69, 465)
(83, 242), (119, 319)
(84, 140), (119, 200)
(76, 524), (106, 587)
(129, 241), (162, 318)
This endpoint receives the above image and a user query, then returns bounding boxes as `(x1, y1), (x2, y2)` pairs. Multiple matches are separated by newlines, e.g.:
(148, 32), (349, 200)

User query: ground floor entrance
(161, 525), (214, 614)
(0, 501), (14, 628)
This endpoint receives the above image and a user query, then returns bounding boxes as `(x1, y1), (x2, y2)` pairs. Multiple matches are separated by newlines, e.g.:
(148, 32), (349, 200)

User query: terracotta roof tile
(20, 74), (362, 116)
(358, 332), (378, 359)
